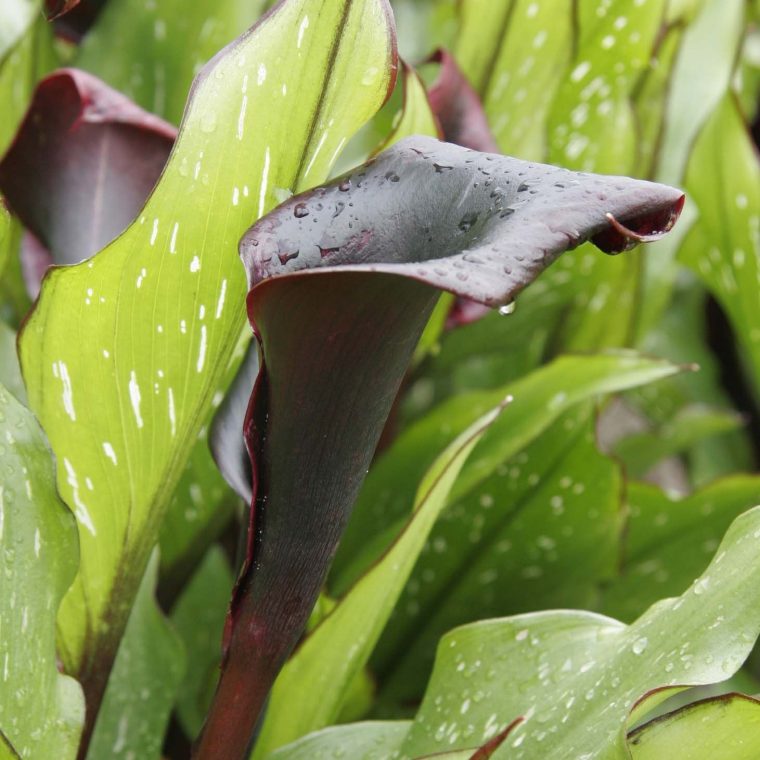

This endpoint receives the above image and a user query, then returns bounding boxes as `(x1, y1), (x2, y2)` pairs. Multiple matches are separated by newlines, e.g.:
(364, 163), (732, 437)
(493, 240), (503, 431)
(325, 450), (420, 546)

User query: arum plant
(196, 137), (683, 756)
(4, 1), (729, 758)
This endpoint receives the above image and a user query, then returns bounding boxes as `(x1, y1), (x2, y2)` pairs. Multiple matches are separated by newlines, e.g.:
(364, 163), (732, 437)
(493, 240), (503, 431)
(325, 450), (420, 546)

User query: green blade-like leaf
(379, 62), (441, 150)
(627, 693), (760, 759)
(18, 0), (397, 734)
(374, 409), (622, 708)
(334, 352), (682, 589)
(0, 213), (30, 329)
(75, 0), (269, 124)
(87, 552), (185, 760)
(548, 0), (667, 176)
(656, 0), (745, 186)
(170, 546), (233, 738)
(602, 477), (760, 622)
(0, 383), (84, 758)
(679, 94), (760, 391)
(253, 405), (503, 756)
(0, 3), (56, 157)
(636, 0), (745, 338)
(454, 0), (573, 160)
(395, 506), (760, 759)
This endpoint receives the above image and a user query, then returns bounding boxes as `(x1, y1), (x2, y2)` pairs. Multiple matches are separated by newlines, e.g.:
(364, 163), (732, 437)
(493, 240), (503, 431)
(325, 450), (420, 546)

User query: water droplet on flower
(293, 203), (309, 219)
(498, 302), (516, 316)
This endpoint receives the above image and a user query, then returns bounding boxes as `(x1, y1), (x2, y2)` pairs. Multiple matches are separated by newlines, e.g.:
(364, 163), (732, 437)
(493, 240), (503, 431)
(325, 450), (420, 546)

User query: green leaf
(18, 0), (397, 731)
(75, 0), (269, 124)
(87, 552), (185, 760)
(158, 439), (236, 596)
(612, 405), (744, 479)
(390, 0), (457, 62)
(627, 281), (753, 485)
(602, 477), (760, 622)
(379, 62), (440, 150)
(637, 0), (746, 335)
(0, 383), (84, 758)
(679, 94), (760, 392)
(0, 323), (25, 406)
(253, 406), (503, 757)
(393, 506), (760, 758)
(454, 0), (573, 160)
(170, 546), (233, 738)
(656, 0), (745, 186)
(0, 214), (30, 329)
(334, 352), (682, 591)
(268, 721), (411, 760)
(548, 0), (666, 176)
(0, 4), (56, 156)
(628, 693), (760, 759)
(374, 408), (623, 708)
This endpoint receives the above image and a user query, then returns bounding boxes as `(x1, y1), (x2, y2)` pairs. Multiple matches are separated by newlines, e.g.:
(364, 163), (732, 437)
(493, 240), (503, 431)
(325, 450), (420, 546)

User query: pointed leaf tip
(45, 0), (81, 20)
(594, 193), (686, 253)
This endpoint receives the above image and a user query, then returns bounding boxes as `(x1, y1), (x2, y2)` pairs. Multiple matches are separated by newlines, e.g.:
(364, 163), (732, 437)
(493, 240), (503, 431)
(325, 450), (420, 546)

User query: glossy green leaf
(679, 95), (760, 392)
(0, 323), (24, 405)
(656, 0), (745, 186)
(548, 0), (666, 175)
(602, 477), (760, 622)
(546, 0), (666, 351)
(0, 4), (56, 156)
(0, 215), (30, 330)
(19, 0), (397, 728)
(374, 408), (622, 708)
(0, 206), (28, 340)
(0, 383), (84, 759)
(170, 546), (233, 738)
(75, 0), (269, 124)
(380, 63), (440, 150)
(334, 352), (682, 591)
(268, 719), (518, 760)
(158, 440), (236, 596)
(253, 406), (503, 757)
(393, 506), (760, 758)
(269, 721), (411, 760)
(628, 693), (760, 759)
(636, 0), (746, 335)
(87, 552), (185, 760)
(455, 0), (573, 160)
